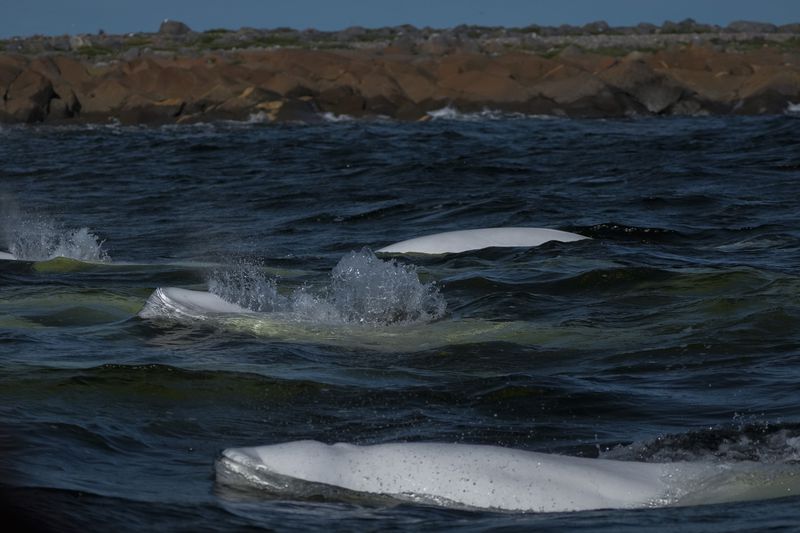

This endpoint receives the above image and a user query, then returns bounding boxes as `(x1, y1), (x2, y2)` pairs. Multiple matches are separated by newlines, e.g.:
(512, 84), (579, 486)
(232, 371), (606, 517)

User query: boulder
(52, 55), (91, 85)
(438, 69), (529, 103)
(205, 85), (282, 120)
(189, 83), (240, 113)
(2, 68), (55, 122)
(357, 70), (402, 100)
(737, 68), (800, 113)
(316, 85), (366, 115)
(383, 60), (438, 103)
(47, 86), (81, 119)
(582, 21), (610, 34)
(255, 97), (318, 122)
(0, 55), (27, 100)
(599, 59), (684, 113)
(119, 94), (185, 123)
(68, 35), (90, 50)
(667, 69), (745, 103)
(725, 21), (778, 33)
(531, 71), (630, 116)
(79, 78), (130, 117)
(557, 47), (618, 74)
(650, 46), (714, 71)
(159, 20), (192, 35)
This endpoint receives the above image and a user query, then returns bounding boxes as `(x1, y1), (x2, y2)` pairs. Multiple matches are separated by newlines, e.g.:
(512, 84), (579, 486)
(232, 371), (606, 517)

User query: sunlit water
(1, 115), (799, 531)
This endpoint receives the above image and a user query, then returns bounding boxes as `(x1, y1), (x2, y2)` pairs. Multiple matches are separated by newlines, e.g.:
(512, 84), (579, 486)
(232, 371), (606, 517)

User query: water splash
(208, 248), (446, 326)
(319, 112), (354, 122)
(426, 105), (555, 121)
(326, 249), (446, 324)
(246, 111), (270, 123)
(1, 208), (110, 262)
(208, 258), (284, 312)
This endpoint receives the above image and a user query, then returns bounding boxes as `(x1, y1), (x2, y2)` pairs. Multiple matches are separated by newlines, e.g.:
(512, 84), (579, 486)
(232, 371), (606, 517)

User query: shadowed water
(1, 115), (799, 531)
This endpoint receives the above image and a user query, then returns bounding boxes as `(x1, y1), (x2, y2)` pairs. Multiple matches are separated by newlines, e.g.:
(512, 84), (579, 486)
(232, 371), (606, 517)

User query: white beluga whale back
(377, 227), (588, 255)
(217, 440), (800, 512)
(0, 251), (16, 261)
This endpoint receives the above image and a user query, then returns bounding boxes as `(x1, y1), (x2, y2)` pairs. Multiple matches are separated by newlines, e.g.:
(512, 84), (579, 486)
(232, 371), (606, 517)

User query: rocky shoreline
(1, 19), (799, 124)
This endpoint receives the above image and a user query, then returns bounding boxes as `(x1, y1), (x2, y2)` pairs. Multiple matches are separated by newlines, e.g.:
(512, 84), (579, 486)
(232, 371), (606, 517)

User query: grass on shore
(123, 36), (152, 48)
(196, 33), (303, 50)
(77, 45), (113, 58)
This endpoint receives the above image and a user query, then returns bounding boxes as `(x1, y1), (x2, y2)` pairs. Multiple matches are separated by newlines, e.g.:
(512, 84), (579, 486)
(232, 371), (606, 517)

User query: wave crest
(601, 422), (800, 464)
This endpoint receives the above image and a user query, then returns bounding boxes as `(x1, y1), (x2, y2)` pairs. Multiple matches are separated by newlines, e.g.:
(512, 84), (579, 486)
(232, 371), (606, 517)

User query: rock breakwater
(1, 20), (799, 123)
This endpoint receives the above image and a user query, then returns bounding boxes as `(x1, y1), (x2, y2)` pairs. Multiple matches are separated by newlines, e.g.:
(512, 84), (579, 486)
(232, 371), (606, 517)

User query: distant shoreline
(1, 19), (799, 124)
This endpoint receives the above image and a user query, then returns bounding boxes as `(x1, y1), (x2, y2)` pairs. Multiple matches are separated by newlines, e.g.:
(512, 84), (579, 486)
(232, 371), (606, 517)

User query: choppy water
(1, 114), (799, 531)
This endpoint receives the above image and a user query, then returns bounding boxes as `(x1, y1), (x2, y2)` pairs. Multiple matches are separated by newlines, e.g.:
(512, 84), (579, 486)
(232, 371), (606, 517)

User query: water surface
(1, 115), (799, 530)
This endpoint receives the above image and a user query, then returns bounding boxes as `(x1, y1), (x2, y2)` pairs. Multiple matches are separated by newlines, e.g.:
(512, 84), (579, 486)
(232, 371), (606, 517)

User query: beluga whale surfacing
(217, 440), (800, 513)
(377, 227), (588, 255)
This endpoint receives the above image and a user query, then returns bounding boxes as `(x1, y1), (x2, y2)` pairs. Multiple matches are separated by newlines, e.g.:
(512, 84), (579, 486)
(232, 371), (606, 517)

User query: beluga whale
(217, 440), (800, 513)
(377, 227), (588, 255)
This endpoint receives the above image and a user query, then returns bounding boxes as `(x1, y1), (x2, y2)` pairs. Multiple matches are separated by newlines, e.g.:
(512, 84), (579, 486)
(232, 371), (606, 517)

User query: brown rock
(206, 85), (281, 120)
(737, 68), (800, 113)
(119, 94), (185, 123)
(47, 86), (81, 120)
(52, 55), (90, 85)
(495, 53), (582, 84)
(599, 59), (684, 113)
(557, 47), (618, 74)
(383, 60), (438, 103)
(26, 56), (83, 119)
(667, 69), (745, 104)
(0, 55), (27, 100)
(439, 69), (529, 103)
(357, 69), (402, 100)
(193, 83), (244, 111)
(316, 85), (366, 115)
(2, 69), (55, 122)
(80, 78), (130, 117)
(268, 98), (318, 122)
(532, 71), (627, 116)
(650, 46), (714, 71)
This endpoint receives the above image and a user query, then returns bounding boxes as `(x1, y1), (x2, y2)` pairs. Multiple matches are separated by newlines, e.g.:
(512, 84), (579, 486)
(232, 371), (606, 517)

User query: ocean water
(0, 114), (799, 531)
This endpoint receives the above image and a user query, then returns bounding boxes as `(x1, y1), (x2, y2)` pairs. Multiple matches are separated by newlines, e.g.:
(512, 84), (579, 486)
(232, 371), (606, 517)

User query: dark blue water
(1, 115), (799, 531)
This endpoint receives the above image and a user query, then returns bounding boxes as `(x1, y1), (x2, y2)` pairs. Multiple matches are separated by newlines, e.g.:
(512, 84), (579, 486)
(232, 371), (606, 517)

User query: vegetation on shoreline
(0, 18), (797, 59)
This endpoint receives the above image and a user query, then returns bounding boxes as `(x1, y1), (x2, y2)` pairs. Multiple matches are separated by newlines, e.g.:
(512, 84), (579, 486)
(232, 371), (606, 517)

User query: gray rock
(582, 21), (610, 34)
(635, 23), (658, 35)
(661, 18), (714, 34)
(69, 35), (90, 50)
(159, 19), (192, 35)
(726, 20), (778, 33)
(47, 36), (71, 51)
(122, 47), (140, 61)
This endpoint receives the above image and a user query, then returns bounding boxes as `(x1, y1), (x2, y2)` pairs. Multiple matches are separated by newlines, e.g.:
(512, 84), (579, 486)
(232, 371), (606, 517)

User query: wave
(574, 222), (682, 242)
(602, 422), (800, 464)
(319, 112), (355, 123)
(426, 105), (556, 122)
(245, 111), (270, 124)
